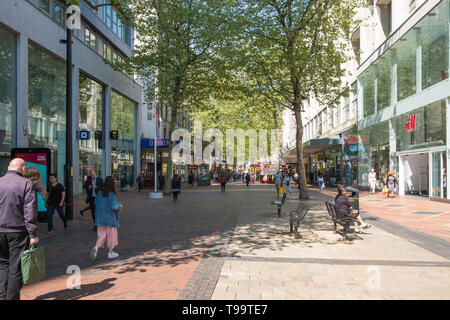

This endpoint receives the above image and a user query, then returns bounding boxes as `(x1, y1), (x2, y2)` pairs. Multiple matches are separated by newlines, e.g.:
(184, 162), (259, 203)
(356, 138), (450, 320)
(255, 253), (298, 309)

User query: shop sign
(78, 130), (90, 140)
(349, 145), (358, 153)
(344, 136), (357, 146)
(406, 114), (416, 133)
(329, 149), (339, 153)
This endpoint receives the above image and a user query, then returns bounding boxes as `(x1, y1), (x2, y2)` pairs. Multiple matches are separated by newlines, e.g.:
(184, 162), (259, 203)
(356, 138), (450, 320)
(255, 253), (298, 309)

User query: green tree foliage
(234, 0), (366, 199)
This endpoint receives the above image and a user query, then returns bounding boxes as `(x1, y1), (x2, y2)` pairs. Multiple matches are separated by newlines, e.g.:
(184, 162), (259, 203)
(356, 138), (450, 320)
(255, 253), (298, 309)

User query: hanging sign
(110, 130), (119, 140)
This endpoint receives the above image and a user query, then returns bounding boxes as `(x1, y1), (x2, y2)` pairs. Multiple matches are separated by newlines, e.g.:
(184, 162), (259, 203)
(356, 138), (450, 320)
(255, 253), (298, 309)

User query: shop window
(375, 51), (392, 111)
(394, 29), (417, 101)
(28, 43), (66, 182)
(360, 65), (375, 117)
(0, 26), (17, 176)
(78, 74), (104, 194)
(419, 2), (449, 90)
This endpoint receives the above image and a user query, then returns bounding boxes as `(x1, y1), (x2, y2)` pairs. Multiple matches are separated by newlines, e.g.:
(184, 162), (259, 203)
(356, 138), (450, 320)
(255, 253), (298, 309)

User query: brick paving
(20, 181), (450, 300)
(21, 183), (242, 300)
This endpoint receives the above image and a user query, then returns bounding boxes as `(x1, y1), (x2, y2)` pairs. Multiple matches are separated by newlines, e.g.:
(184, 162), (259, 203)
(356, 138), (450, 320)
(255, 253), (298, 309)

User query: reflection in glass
(0, 26), (16, 176)
(111, 91), (136, 191)
(78, 74), (104, 194)
(395, 30), (417, 101)
(420, 0), (449, 90)
(28, 44), (66, 183)
(432, 152), (442, 198)
(360, 65), (375, 117)
(375, 51), (392, 111)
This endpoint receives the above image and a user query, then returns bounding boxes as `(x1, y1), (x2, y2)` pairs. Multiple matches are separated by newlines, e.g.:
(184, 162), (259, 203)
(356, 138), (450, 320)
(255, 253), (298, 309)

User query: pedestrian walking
(274, 171), (282, 197)
(80, 175), (91, 216)
(171, 174), (181, 202)
(318, 173), (325, 191)
(0, 158), (39, 300)
(245, 173), (251, 187)
(220, 175), (227, 192)
(188, 171), (195, 186)
(369, 168), (377, 194)
(294, 172), (299, 187)
(89, 176), (123, 260)
(386, 171), (397, 198)
(284, 174), (292, 193)
(136, 173), (144, 192)
(45, 173), (67, 234)
(83, 170), (104, 231)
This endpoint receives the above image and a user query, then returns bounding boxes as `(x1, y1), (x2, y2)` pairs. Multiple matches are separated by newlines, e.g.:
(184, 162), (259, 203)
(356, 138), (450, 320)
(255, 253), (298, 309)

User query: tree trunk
(294, 107), (309, 200)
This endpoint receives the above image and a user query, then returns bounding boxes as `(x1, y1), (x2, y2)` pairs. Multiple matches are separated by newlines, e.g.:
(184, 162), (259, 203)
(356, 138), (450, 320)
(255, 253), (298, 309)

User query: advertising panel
(11, 148), (51, 217)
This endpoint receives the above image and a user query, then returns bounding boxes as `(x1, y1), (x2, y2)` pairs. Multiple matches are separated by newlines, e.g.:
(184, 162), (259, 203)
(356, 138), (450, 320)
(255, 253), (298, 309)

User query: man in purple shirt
(0, 158), (39, 300)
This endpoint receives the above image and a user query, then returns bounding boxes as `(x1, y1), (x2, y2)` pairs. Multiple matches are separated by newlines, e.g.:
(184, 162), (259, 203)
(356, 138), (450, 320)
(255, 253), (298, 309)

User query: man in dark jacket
(83, 170), (104, 231)
(0, 158), (39, 300)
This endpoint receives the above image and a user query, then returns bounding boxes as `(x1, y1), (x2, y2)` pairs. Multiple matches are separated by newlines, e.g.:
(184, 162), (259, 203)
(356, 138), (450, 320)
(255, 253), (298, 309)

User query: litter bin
(346, 186), (359, 213)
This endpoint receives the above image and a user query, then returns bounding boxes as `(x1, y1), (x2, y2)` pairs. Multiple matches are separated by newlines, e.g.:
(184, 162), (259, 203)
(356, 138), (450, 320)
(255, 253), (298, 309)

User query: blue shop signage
(78, 130), (91, 140)
(141, 138), (171, 149)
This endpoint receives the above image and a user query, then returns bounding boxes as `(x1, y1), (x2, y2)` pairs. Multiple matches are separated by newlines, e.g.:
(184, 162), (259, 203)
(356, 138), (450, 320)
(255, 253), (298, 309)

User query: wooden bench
(271, 192), (287, 217)
(289, 202), (310, 239)
(325, 202), (362, 241)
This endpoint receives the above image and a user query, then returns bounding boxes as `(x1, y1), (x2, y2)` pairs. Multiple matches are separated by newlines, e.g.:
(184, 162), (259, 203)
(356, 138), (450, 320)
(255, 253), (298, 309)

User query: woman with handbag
(90, 176), (123, 260)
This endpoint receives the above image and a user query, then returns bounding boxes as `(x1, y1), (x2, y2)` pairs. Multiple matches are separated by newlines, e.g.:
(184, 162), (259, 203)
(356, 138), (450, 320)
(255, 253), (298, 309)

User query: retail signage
(11, 148), (51, 216)
(78, 130), (90, 140)
(344, 136), (357, 146)
(349, 145), (358, 153)
(330, 149), (339, 153)
(406, 114), (416, 133)
(141, 138), (170, 149)
(110, 130), (119, 140)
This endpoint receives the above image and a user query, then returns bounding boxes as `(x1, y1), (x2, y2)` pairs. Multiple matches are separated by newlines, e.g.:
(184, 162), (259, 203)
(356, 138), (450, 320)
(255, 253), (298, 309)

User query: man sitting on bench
(335, 185), (370, 234)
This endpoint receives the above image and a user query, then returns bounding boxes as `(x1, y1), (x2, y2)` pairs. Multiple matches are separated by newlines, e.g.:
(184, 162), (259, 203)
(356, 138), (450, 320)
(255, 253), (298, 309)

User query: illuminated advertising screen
(11, 148), (51, 213)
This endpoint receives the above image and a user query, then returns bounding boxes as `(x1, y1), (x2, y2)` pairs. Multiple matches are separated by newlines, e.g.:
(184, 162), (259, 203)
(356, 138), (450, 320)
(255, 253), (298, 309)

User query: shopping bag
(21, 244), (46, 285)
(278, 186), (286, 194)
(382, 186), (387, 195)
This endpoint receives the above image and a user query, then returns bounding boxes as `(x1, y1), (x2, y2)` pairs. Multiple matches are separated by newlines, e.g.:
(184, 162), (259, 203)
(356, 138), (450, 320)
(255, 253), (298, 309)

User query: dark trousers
(47, 205), (67, 231)
(0, 232), (29, 300)
(221, 183), (226, 192)
(173, 191), (179, 201)
(88, 198), (96, 224)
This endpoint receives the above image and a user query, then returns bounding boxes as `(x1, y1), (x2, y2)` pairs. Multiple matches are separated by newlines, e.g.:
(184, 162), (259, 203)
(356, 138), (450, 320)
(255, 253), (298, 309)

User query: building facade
(356, 0), (450, 201)
(0, 0), (143, 194)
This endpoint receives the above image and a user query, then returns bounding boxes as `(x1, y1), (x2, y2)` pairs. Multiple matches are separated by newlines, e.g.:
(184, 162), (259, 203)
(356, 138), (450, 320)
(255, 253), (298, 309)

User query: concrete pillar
(104, 85), (111, 177)
(134, 102), (141, 189)
(16, 34), (28, 148)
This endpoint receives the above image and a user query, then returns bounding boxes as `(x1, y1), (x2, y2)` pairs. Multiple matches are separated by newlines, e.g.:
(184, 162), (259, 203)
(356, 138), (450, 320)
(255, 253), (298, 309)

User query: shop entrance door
(401, 153), (429, 197)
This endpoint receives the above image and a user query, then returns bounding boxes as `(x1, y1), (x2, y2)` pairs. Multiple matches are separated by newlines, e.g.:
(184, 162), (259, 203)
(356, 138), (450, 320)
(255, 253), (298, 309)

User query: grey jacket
(0, 170), (38, 238)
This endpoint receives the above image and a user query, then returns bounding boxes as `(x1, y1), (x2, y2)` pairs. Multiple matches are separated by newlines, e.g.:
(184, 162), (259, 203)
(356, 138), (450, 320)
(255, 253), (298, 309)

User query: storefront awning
(302, 138), (342, 156)
(282, 138), (343, 164)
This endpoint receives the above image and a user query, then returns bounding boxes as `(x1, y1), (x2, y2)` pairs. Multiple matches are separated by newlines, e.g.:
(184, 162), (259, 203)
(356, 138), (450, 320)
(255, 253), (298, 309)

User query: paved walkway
(211, 186), (450, 300)
(314, 186), (450, 242)
(21, 182), (450, 300)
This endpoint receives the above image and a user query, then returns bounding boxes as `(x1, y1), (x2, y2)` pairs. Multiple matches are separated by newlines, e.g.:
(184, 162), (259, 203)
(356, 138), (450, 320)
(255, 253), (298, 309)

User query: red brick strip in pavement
(21, 187), (235, 300)
(308, 186), (450, 242)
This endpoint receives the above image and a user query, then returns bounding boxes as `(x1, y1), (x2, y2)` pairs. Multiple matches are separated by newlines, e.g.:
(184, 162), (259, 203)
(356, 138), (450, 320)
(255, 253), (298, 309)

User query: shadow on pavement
(33, 277), (117, 300)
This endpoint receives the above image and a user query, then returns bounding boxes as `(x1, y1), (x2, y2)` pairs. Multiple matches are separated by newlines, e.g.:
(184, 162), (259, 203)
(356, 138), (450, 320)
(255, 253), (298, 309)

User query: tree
(126, 0), (242, 194)
(237, 0), (366, 199)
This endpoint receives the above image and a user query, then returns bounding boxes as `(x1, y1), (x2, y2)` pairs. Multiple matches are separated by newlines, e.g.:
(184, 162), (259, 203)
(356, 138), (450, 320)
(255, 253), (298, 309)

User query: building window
(375, 51), (392, 111)
(28, 43), (66, 183)
(395, 26), (417, 101)
(420, 3), (449, 90)
(39, 0), (50, 12)
(78, 74), (104, 194)
(52, 2), (65, 26)
(111, 91), (136, 190)
(360, 65), (375, 117)
(0, 26), (17, 176)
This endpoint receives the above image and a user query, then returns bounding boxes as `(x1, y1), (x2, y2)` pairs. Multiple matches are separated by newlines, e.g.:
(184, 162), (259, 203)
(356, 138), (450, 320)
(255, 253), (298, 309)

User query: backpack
(220, 176), (225, 183)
